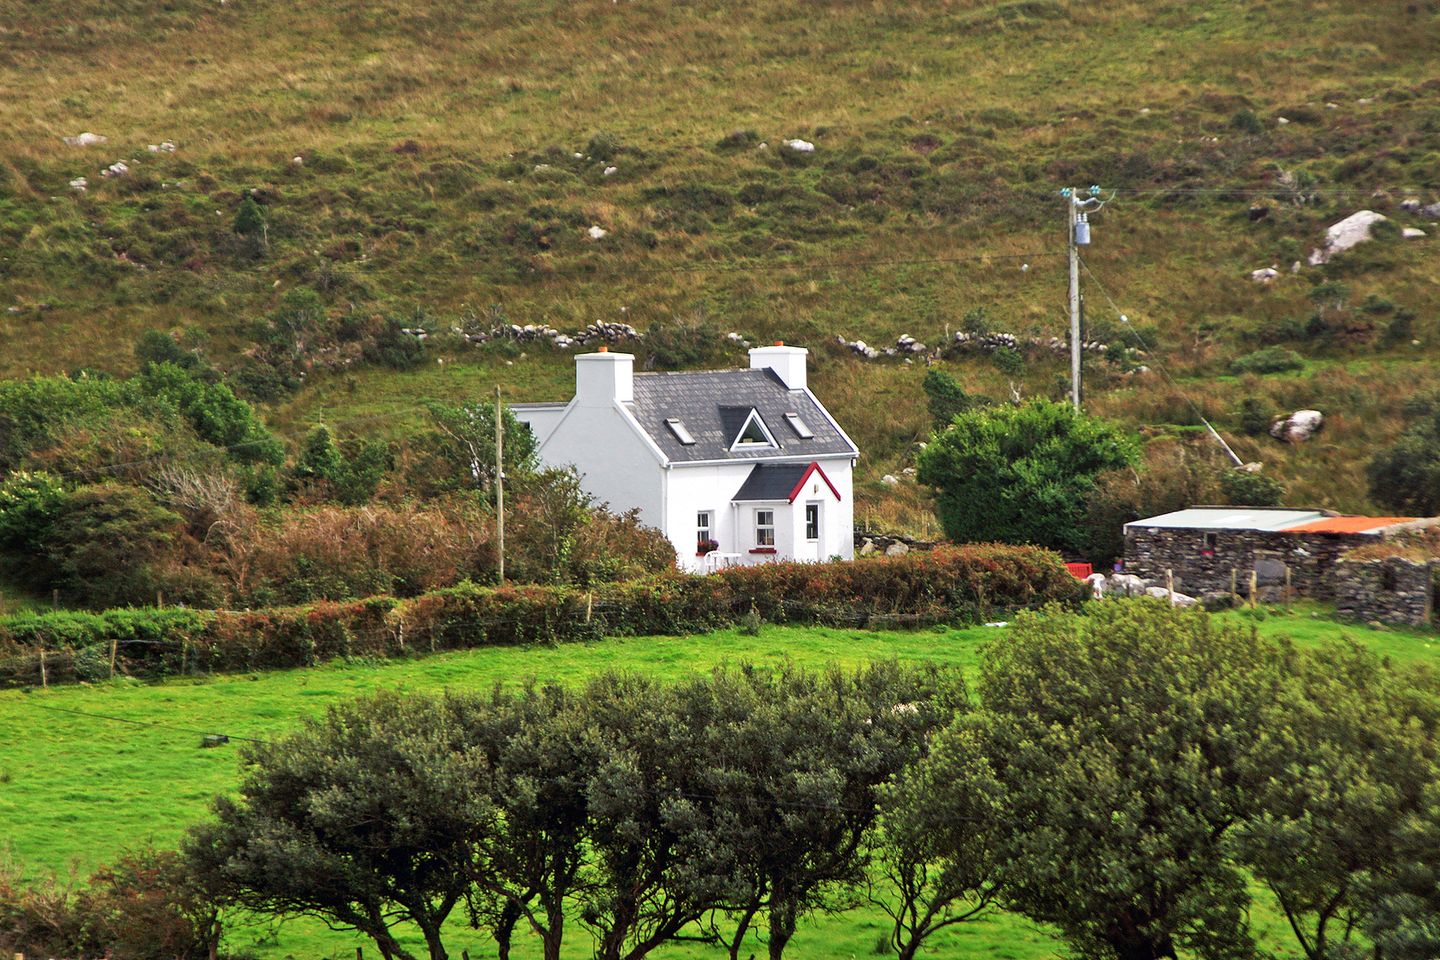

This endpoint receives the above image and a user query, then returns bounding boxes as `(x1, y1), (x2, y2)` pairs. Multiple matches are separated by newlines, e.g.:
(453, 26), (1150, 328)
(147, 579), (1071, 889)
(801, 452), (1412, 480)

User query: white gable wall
(533, 401), (665, 529)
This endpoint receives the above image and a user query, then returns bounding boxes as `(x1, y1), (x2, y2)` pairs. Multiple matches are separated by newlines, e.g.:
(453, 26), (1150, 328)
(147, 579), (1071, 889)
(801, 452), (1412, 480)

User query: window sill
(749, 547), (778, 555)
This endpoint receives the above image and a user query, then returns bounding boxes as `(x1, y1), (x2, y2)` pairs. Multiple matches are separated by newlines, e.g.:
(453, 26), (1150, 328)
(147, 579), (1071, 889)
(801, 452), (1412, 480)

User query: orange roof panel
(1283, 516), (1418, 534)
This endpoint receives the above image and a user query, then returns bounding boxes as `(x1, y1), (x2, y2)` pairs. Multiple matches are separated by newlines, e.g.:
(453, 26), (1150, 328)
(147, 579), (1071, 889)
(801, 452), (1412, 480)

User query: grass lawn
(1, 610), (1434, 958)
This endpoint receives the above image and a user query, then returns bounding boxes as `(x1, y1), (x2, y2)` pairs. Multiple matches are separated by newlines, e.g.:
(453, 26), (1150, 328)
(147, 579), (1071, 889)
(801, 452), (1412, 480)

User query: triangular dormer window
(730, 409), (777, 451)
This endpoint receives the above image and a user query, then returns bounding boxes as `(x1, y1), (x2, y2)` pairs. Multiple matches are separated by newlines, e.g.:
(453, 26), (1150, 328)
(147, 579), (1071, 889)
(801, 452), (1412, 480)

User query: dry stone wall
(1335, 557), (1435, 626)
(1124, 527), (1362, 599)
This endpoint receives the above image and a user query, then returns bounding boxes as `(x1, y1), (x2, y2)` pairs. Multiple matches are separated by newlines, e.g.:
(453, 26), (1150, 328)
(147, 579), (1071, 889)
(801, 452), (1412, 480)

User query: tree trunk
(768, 900), (798, 960)
(728, 906), (759, 960)
(541, 899), (566, 960)
(494, 900), (521, 960)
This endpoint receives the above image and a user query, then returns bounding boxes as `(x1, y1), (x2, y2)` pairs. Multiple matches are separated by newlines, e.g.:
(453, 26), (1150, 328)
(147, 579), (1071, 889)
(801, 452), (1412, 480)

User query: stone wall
(1335, 557), (1435, 626)
(854, 532), (939, 557)
(1124, 527), (1364, 600)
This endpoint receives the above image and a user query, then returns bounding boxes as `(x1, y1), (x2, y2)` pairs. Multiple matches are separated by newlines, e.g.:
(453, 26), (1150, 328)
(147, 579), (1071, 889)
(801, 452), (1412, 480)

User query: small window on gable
(731, 409), (776, 450)
(784, 412), (814, 439)
(665, 418), (696, 445)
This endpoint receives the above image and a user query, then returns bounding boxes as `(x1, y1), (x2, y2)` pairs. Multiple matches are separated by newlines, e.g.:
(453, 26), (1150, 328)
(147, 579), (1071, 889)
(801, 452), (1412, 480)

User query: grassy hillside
(2, 611), (1431, 958)
(3, 0), (1440, 525)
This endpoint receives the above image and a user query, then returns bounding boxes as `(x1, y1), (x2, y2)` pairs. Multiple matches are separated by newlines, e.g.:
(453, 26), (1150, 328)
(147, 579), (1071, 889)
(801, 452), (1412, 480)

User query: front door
(804, 501), (822, 561)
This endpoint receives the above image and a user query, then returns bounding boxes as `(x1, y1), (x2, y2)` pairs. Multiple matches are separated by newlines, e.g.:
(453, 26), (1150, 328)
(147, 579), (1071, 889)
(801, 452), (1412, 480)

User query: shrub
(1238, 397), (1273, 436)
(1220, 468), (1286, 507)
(922, 369), (990, 428)
(1230, 347), (1305, 375)
(46, 484), (185, 608)
(364, 315), (428, 370)
(0, 545), (1078, 686)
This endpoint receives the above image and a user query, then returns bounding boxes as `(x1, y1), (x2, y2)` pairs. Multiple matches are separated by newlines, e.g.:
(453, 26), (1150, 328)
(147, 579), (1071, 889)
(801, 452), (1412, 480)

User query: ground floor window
(805, 503), (820, 540)
(697, 511), (715, 551)
(755, 509), (775, 547)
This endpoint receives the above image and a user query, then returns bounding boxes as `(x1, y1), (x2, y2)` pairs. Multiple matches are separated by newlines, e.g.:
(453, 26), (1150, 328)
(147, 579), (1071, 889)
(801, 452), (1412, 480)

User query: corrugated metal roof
(1283, 516), (1419, 535)
(1126, 508), (1329, 532)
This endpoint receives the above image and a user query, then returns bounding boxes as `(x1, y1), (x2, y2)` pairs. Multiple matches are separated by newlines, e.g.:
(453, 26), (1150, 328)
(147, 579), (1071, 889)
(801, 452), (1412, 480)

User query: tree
(46, 483), (184, 607)
(421, 400), (537, 493)
(185, 692), (493, 960)
(916, 400), (1138, 555)
(1368, 407), (1440, 514)
(290, 425), (391, 505)
(921, 369), (990, 428)
(1235, 643), (1440, 960)
(1362, 781), (1440, 960)
(1220, 468), (1285, 507)
(931, 601), (1287, 960)
(1082, 440), (1222, 563)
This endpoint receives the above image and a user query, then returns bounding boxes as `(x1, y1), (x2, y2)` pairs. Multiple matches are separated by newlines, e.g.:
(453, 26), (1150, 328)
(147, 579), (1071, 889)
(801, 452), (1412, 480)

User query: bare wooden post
(156, 590), (164, 608)
(356, 948), (363, 960)
(109, 638), (118, 678)
(585, 592), (593, 624)
(180, 639), (188, 676)
(39, 647), (47, 688)
(1249, 569), (1258, 610)
(51, 588), (59, 608)
(1230, 568), (1238, 604)
(1285, 565), (1293, 612)
(1166, 569), (1175, 604)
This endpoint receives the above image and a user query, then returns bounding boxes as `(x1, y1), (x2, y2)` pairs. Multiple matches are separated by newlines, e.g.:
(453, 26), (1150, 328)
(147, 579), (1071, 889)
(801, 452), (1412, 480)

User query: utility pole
(1063, 185), (1105, 411)
(495, 385), (505, 585)
(1067, 188), (1082, 411)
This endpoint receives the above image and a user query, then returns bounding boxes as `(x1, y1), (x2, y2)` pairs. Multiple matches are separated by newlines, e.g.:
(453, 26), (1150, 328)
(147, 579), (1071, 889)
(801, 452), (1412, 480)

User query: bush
(364, 315), (428, 370)
(1230, 347), (1305, 375)
(0, 545), (1079, 686)
(46, 483), (185, 608)
(1220, 468), (1286, 506)
(1238, 397), (1273, 436)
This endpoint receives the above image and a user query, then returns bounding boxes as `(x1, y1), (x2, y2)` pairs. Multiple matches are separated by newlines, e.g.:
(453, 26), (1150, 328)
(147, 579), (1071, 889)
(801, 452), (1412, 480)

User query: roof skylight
(665, 417), (697, 445)
(783, 412), (814, 439)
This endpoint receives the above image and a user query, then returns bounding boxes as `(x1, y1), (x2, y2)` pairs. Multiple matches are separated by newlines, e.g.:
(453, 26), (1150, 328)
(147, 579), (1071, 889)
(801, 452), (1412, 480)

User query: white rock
(1250, 266), (1279, 283)
(1108, 574), (1150, 597)
(291, 156), (304, 166)
(586, 224), (608, 240)
(1277, 116), (1290, 125)
(62, 132), (107, 147)
(1403, 227), (1426, 239)
(1401, 197), (1422, 212)
(147, 144), (160, 153)
(101, 160), (129, 177)
(1146, 586), (1198, 606)
(68, 177), (88, 192)
(1271, 409), (1324, 443)
(603, 165), (618, 176)
(1309, 210), (1388, 264)
(884, 542), (909, 556)
(783, 138), (815, 153)
(1291, 260), (1303, 273)
(881, 474), (900, 486)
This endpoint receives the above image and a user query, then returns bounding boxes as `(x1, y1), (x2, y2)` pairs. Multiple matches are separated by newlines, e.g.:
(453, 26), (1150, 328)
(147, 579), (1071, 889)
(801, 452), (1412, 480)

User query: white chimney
(575, 348), (634, 406)
(749, 343), (808, 391)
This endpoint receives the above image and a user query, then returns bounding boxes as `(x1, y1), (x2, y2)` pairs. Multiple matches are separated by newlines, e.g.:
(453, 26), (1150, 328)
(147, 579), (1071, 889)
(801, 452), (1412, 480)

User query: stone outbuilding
(1123, 506), (1435, 601)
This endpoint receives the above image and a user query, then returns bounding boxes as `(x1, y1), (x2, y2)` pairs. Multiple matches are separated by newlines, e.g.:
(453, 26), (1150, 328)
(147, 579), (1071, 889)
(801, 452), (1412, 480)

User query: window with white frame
(755, 509), (775, 547)
(805, 503), (820, 540)
(696, 511), (714, 549)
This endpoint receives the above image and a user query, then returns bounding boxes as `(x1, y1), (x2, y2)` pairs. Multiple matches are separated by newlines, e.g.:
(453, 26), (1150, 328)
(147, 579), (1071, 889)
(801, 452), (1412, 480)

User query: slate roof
(628, 369), (856, 463)
(732, 463), (812, 501)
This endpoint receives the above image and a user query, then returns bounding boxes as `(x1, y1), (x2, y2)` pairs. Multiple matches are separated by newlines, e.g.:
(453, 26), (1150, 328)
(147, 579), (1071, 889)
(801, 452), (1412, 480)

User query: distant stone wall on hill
(1335, 557), (1435, 627)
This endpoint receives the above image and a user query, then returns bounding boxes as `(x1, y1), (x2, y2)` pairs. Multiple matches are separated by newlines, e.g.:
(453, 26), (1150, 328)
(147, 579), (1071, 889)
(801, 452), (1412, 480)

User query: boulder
(61, 132), (107, 147)
(586, 224), (608, 240)
(884, 541), (909, 557)
(68, 177), (88, 192)
(1421, 202), (1440, 219)
(1250, 266), (1279, 283)
(881, 474), (899, 486)
(1270, 409), (1324, 443)
(1146, 586), (1198, 607)
(603, 165), (618, 176)
(1308, 210), (1388, 265)
(1403, 227), (1426, 239)
(858, 538), (877, 557)
(1199, 591), (1238, 612)
(1107, 574), (1150, 597)
(783, 138), (815, 153)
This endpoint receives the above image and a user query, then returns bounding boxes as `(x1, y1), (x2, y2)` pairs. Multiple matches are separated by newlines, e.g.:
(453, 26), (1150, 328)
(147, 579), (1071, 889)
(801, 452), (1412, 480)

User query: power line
(28, 702), (270, 744)
(1078, 256), (1244, 467)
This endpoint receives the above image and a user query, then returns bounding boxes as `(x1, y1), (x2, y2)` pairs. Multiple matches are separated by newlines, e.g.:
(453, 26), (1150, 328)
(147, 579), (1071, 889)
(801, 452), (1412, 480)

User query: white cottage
(513, 345), (858, 572)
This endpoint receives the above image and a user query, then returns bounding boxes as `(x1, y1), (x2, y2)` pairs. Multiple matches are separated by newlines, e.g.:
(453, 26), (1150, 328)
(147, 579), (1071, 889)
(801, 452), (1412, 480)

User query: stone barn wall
(1124, 527), (1366, 599)
(1335, 557), (1435, 626)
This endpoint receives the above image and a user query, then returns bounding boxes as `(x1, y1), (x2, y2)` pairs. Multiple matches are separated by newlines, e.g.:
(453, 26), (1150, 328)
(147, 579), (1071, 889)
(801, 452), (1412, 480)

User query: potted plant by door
(696, 538), (720, 557)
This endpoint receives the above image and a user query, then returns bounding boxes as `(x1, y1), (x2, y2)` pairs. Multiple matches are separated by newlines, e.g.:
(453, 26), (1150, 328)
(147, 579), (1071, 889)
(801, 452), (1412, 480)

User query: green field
(2, 610), (1435, 958)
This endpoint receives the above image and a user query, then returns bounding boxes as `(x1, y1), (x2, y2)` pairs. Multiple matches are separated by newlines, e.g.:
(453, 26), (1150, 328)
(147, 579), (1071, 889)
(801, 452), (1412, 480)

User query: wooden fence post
(39, 648), (47, 688)
(1249, 569), (1258, 610)
(1285, 565), (1293, 612)
(109, 638), (118, 678)
(1230, 568), (1238, 604)
(1166, 569), (1175, 604)
(585, 592), (593, 624)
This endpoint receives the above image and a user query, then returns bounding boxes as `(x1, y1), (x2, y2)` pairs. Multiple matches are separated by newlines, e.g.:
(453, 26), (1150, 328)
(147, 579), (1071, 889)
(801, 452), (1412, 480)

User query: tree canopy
(916, 400), (1139, 554)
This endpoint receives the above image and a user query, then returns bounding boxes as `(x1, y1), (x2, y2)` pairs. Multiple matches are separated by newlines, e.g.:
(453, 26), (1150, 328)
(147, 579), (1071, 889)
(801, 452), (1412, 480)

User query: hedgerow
(0, 545), (1081, 686)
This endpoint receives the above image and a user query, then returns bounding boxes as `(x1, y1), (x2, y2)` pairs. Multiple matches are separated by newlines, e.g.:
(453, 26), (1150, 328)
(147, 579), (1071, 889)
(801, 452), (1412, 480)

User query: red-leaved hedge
(0, 545), (1082, 686)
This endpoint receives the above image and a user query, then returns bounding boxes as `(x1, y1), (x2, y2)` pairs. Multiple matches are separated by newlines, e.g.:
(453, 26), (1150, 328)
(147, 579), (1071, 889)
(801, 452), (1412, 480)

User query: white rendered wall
(666, 457), (855, 571)
(511, 404), (568, 446)
(534, 403), (664, 533)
